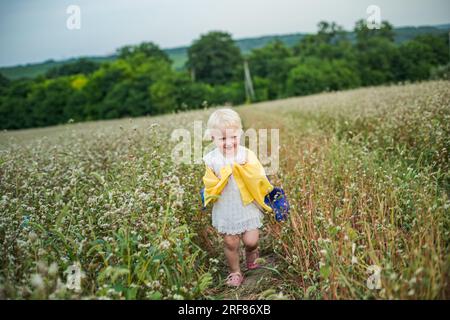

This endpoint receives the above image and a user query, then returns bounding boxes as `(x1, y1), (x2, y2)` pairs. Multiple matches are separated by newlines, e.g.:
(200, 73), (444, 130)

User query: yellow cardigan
(202, 148), (274, 212)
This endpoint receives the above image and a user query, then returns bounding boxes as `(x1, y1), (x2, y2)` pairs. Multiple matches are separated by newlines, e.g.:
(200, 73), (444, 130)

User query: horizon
(2, 21), (450, 69)
(1, 0), (450, 68)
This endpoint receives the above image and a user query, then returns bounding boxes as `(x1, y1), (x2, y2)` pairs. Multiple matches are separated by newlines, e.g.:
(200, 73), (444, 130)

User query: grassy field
(0, 80), (449, 299)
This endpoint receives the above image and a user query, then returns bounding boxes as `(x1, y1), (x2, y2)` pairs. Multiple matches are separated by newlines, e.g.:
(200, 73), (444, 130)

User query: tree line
(1, 19), (449, 130)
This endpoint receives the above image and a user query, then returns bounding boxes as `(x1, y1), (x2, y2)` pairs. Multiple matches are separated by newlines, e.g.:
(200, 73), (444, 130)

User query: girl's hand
(236, 158), (247, 165)
(236, 150), (248, 165)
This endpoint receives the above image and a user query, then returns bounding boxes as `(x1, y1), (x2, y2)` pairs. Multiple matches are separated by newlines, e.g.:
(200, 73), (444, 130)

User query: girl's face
(212, 127), (242, 156)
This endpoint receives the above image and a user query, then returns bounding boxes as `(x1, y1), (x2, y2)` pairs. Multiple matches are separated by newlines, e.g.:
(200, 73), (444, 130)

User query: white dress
(202, 145), (264, 235)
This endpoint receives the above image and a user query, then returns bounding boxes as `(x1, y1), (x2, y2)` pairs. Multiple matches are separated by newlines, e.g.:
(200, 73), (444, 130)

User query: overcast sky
(0, 0), (449, 67)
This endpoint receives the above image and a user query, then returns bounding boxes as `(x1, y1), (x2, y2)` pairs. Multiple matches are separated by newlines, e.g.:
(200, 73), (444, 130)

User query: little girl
(201, 108), (274, 287)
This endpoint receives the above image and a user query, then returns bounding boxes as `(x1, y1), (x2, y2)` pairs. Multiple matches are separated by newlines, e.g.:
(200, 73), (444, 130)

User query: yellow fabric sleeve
(233, 149), (274, 212)
(201, 148), (274, 212)
(202, 164), (232, 207)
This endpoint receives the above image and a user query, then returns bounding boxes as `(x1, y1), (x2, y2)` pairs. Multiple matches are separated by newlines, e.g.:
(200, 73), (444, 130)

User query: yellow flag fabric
(202, 148), (274, 212)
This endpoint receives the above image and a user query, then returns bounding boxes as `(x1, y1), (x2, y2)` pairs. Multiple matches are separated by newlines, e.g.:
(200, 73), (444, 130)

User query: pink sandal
(226, 272), (244, 287)
(246, 248), (261, 270)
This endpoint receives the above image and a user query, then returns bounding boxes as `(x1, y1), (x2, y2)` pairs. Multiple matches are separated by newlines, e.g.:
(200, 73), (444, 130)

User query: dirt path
(206, 251), (289, 300)
(203, 107), (302, 300)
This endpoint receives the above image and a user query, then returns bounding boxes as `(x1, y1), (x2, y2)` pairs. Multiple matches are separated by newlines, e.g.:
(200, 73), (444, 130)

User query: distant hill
(1, 23), (449, 80)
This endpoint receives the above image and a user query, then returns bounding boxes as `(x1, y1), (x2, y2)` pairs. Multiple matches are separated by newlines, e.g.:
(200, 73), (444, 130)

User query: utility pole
(244, 60), (255, 103)
(190, 68), (196, 82)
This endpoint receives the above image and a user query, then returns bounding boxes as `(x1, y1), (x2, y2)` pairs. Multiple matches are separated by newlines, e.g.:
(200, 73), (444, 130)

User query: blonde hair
(206, 108), (243, 140)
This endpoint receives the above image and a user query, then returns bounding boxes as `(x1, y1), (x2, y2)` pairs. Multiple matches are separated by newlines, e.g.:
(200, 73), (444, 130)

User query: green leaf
(126, 287), (138, 300)
(320, 265), (331, 279)
(148, 291), (162, 300)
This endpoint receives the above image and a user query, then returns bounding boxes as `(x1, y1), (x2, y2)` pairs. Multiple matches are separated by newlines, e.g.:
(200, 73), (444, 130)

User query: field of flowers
(0, 80), (449, 299)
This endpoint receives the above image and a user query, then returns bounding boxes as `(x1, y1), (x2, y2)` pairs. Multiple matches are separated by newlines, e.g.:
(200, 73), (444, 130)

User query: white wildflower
(159, 240), (171, 250)
(48, 262), (58, 276)
(30, 274), (45, 290)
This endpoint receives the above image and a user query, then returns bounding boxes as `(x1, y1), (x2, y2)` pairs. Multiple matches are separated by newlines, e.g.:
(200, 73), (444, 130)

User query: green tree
(98, 56), (178, 118)
(354, 19), (395, 49)
(117, 42), (171, 63)
(353, 20), (398, 86)
(187, 31), (242, 85)
(393, 40), (435, 81)
(172, 73), (213, 110)
(45, 58), (100, 78)
(210, 82), (245, 106)
(83, 60), (132, 119)
(356, 37), (399, 86)
(430, 63), (450, 80)
(252, 76), (270, 102)
(0, 79), (33, 129)
(411, 33), (449, 66)
(28, 77), (74, 127)
(65, 89), (88, 122)
(149, 80), (177, 114)
(287, 58), (360, 96)
(294, 21), (356, 62)
(316, 21), (347, 43)
(248, 40), (293, 99)
(0, 72), (9, 92)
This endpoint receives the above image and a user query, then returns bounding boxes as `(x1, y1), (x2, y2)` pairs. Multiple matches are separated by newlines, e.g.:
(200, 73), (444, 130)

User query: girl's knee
(243, 232), (259, 250)
(223, 235), (240, 251)
(244, 241), (258, 251)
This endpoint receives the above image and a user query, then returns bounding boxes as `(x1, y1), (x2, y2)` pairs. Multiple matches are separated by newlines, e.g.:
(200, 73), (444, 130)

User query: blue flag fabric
(264, 186), (290, 222)
(200, 187), (206, 211)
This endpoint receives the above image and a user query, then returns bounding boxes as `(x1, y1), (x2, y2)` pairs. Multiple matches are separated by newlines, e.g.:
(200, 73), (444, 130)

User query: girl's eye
(220, 136), (237, 141)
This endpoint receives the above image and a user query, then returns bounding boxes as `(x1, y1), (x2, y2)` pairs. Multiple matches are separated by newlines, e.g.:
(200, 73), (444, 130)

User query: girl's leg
(242, 229), (260, 267)
(223, 234), (241, 273)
